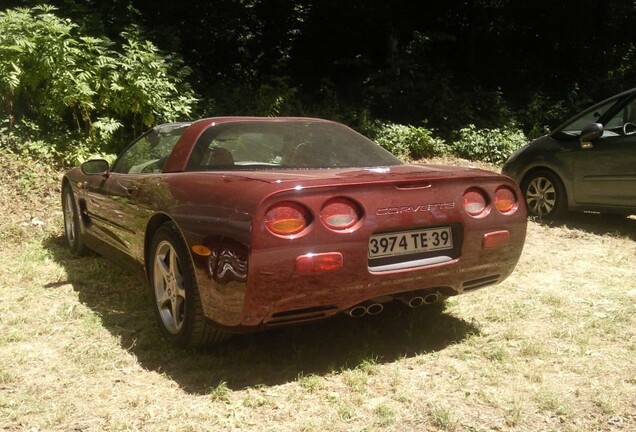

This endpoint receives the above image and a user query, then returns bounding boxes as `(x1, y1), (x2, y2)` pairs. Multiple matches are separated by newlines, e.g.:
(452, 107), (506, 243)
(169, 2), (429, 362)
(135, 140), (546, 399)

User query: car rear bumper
(193, 222), (526, 331)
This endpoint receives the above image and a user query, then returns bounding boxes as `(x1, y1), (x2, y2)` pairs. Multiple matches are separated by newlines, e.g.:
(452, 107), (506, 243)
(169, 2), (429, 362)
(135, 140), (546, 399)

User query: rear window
(185, 120), (403, 170)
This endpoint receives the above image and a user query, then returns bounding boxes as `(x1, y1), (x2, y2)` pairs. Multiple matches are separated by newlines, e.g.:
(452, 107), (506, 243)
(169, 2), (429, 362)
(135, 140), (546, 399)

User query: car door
(572, 98), (636, 208)
(573, 136), (636, 206)
(84, 124), (188, 258)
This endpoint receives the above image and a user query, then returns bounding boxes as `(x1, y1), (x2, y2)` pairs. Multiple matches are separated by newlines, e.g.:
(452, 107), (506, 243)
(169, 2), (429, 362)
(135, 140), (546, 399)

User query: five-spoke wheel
(153, 239), (187, 334)
(148, 222), (228, 347)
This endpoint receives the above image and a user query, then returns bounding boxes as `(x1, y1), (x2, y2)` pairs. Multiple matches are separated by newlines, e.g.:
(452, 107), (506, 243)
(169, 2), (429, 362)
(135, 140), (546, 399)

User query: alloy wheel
(525, 176), (557, 217)
(153, 240), (187, 334)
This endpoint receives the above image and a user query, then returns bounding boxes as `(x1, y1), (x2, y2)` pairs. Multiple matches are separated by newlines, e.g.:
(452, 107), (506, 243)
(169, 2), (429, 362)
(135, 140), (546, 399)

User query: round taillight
(494, 187), (517, 214)
(463, 188), (488, 217)
(320, 198), (361, 230)
(265, 202), (310, 236)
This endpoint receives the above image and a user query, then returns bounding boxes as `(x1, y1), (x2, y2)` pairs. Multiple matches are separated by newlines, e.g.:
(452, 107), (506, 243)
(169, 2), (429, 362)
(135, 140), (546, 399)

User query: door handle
(115, 179), (137, 196)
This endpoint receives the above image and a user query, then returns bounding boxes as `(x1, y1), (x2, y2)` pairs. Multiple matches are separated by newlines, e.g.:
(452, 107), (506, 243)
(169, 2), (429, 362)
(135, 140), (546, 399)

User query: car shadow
(537, 213), (636, 240)
(44, 235), (481, 394)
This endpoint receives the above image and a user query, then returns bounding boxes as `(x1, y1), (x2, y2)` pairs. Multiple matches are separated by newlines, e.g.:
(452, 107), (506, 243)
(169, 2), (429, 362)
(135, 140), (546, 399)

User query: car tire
(62, 184), (87, 255)
(149, 222), (229, 348)
(521, 170), (567, 219)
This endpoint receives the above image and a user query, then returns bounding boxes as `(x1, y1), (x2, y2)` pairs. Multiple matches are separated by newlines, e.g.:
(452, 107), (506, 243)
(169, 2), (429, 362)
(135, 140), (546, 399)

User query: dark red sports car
(62, 117), (527, 347)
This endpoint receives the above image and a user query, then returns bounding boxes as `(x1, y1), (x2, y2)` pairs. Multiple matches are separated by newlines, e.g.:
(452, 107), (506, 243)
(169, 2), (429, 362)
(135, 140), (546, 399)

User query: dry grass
(1, 151), (635, 431)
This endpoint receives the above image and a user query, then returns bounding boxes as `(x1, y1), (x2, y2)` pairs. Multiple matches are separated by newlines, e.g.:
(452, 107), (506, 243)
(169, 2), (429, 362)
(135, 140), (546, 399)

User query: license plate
(368, 227), (453, 259)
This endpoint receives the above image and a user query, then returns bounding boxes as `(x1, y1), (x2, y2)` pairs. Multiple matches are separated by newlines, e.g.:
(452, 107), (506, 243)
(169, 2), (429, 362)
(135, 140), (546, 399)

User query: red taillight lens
(320, 198), (362, 230)
(463, 188), (488, 217)
(494, 187), (517, 214)
(265, 202), (310, 236)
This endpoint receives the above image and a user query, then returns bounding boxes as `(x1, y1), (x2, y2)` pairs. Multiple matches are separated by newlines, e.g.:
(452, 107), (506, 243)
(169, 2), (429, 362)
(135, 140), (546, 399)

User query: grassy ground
(1, 151), (635, 431)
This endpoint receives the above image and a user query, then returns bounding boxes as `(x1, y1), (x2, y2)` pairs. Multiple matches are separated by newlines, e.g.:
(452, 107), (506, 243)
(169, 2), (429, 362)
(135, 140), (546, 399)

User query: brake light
(463, 188), (488, 217)
(265, 202), (311, 236)
(320, 198), (362, 230)
(494, 187), (517, 214)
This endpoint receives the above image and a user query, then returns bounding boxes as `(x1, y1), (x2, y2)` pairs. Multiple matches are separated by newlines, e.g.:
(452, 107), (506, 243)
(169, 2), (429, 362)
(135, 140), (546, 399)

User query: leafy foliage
(0, 5), (196, 164)
(371, 122), (447, 160)
(451, 125), (527, 164)
(2, 1), (636, 165)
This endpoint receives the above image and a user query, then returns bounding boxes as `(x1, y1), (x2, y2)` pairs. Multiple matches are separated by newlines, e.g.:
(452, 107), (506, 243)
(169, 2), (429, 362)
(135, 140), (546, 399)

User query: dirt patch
(0, 151), (64, 242)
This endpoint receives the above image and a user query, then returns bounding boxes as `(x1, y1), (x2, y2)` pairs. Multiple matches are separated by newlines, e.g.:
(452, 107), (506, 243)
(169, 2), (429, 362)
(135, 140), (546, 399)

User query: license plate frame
(368, 226), (453, 259)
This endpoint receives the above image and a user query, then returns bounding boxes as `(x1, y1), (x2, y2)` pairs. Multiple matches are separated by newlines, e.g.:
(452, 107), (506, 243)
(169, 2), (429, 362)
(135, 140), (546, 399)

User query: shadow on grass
(44, 235), (480, 394)
(536, 213), (636, 240)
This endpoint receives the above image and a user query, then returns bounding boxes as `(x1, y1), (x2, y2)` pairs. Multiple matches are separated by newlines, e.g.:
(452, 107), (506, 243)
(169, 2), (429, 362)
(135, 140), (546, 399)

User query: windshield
(186, 120), (403, 170)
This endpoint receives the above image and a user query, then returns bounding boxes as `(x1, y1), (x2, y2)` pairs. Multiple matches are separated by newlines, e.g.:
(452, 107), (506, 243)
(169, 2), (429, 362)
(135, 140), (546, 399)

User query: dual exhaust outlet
(346, 301), (384, 318)
(401, 292), (441, 308)
(346, 292), (441, 318)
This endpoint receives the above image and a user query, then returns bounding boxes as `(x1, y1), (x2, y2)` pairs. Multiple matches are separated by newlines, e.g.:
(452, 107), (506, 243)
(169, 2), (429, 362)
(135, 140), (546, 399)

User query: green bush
(371, 122), (447, 160)
(0, 5), (196, 164)
(451, 124), (527, 164)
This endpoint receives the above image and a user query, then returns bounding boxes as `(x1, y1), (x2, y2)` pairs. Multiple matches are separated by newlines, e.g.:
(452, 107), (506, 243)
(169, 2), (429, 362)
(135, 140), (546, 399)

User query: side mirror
(81, 159), (110, 176)
(580, 123), (603, 149)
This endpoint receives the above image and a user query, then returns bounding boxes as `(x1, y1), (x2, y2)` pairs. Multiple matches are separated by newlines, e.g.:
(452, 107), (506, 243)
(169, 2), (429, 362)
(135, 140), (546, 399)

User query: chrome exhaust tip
(398, 295), (425, 308)
(346, 305), (367, 318)
(366, 303), (384, 315)
(423, 293), (441, 305)
(407, 296), (425, 308)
